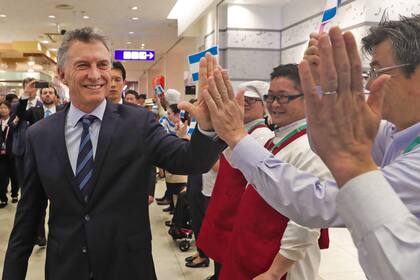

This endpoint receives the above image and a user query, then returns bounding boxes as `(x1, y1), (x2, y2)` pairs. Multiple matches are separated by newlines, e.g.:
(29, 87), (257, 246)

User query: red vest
(197, 124), (268, 263)
(219, 128), (329, 280)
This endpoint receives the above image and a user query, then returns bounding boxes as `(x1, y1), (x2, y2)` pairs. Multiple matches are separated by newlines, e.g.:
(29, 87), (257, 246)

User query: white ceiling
(0, 0), (183, 70)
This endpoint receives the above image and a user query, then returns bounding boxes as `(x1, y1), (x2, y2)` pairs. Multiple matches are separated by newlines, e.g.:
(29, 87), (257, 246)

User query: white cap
(165, 89), (181, 105)
(238, 81), (269, 100)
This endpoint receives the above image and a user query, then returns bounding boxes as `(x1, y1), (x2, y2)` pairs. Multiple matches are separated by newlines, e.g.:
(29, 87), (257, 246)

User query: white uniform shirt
(268, 119), (332, 280)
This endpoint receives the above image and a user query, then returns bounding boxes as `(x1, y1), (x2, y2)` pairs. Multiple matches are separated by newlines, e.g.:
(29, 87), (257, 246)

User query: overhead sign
(187, 45), (219, 82)
(114, 50), (155, 61)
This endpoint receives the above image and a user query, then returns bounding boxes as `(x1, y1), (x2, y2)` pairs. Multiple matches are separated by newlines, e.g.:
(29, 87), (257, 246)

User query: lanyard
(268, 124), (307, 152)
(403, 136), (420, 154)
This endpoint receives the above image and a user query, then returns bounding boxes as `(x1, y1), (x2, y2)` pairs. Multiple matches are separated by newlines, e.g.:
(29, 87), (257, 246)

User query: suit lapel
(52, 107), (85, 205)
(87, 102), (120, 206)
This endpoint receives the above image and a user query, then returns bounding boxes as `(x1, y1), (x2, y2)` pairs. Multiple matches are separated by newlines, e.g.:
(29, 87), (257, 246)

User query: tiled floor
(0, 180), (366, 279)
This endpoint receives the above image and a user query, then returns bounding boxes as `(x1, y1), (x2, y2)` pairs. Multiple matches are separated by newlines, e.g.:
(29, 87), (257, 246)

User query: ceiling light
(141, 43), (145, 47)
(27, 61), (35, 66)
(0, 14), (7, 18)
(41, 40), (49, 44)
(129, 31), (134, 34)
(48, 15), (56, 19)
(83, 15), (90, 19)
(127, 42), (132, 45)
(131, 6), (139, 10)
(132, 17), (139, 20)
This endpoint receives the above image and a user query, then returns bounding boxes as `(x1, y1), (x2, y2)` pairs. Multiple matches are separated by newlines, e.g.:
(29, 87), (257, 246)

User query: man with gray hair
(196, 15), (420, 280)
(2, 27), (225, 280)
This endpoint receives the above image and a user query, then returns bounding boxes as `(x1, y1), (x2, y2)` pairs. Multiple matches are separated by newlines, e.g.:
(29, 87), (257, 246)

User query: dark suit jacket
(10, 100), (43, 157)
(16, 98), (63, 126)
(1, 116), (15, 157)
(3, 101), (225, 280)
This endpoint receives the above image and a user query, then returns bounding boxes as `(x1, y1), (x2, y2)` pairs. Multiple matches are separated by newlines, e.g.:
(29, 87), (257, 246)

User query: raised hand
(298, 27), (389, 187)
(23, 80), (37, 98)
(178, 53), (217, 131)
(201, 66), (247, 148)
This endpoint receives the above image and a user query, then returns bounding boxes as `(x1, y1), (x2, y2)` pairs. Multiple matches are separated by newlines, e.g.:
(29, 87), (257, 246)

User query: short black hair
(362, 14), (420, 77)
(22, 77), (35, 88)
(138, 94), (146, 100)
(270, 64), (301, 89)
(5, 93), (18, 102)
(0, 100), (12, 110)
(125, 89), (139, 99)
(112, 61), (126, 80)
(168, 103), (180, 114)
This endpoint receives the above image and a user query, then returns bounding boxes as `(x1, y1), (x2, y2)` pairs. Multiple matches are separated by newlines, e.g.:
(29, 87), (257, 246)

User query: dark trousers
(186, 174), (209, 259)
(0, 156), (19, 202)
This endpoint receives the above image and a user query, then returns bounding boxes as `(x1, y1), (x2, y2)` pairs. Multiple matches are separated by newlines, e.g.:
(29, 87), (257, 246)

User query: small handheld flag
(188, 46), (219, 83)
(319, 0), (342, 33)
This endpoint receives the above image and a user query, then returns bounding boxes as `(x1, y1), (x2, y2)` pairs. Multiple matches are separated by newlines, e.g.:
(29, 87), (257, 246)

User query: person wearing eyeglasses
(197, 15), (420, 280)
(209, 64), (331, 280)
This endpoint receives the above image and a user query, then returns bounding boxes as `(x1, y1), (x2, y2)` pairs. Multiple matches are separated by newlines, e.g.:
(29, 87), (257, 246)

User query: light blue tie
(44, 109), (51, 118)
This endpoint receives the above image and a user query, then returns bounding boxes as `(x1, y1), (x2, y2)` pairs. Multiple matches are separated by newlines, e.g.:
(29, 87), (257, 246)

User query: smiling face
(267, 77), (305, 127)
(58, 40), (111, 112)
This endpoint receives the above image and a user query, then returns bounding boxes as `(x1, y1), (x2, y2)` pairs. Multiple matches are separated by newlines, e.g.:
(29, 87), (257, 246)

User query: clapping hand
(299, 27), (388, 186)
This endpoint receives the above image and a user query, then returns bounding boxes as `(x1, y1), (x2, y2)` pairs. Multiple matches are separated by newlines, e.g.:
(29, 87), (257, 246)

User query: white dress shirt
(1, 118), (10, 132)
(65, 99), (106, 175)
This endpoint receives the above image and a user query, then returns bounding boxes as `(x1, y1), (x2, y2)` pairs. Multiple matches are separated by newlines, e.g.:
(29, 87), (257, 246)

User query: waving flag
(319, 0), (342, 32)
(188, 46), (219, 82)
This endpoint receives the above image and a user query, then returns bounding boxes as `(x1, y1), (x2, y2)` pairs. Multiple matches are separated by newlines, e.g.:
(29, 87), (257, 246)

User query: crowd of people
(0, 13), (419, 280)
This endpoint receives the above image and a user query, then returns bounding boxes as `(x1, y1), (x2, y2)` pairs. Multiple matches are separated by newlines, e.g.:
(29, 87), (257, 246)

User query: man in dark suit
(15, 85), (64, 247)
(16, 85), (62, 125)
(10, 78), (43, 192)
(2, 27), (224, 280)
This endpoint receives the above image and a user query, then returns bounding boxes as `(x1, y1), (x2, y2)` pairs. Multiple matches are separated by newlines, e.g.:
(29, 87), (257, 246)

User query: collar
(1, 117), (9, 125)
(274, 118), (306, 137)
(389, 121), (420, 153)
(245, 118), (266, 132)
(43, 105), (56, 114)
(67, 99), (107, 128)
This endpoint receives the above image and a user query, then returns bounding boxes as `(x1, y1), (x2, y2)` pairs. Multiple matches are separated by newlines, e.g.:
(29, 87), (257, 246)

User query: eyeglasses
(244, 96), (262, 104)
(263, 93), (303, 104)
(368, 63), (411, 80)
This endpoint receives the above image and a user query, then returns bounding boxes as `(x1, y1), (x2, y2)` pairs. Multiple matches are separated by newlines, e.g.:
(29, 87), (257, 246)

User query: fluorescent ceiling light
(127, 42), (132, 44)
(27, 61), (35, 66)
(0, 14), (7, 18)
(129, 31), (134, 34)
(48, 15), (56, 19)
(132, 17), (139, 20)
(131, 6), (139, 10)
(83, 15), (90, 19)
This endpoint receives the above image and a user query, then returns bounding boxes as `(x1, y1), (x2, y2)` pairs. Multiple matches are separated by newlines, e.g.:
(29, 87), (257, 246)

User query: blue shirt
(65, 99), (107, 175)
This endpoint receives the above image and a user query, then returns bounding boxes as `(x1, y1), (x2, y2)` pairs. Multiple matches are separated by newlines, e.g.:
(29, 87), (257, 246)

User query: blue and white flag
(319, 0), (342, 32)
(188, 46), (219, 83)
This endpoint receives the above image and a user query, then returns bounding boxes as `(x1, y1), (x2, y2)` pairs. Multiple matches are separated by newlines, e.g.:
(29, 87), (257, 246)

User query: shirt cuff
(336, 170), (412, 243)
(197, 125), (216, 137)
(20, 95), (30, 100)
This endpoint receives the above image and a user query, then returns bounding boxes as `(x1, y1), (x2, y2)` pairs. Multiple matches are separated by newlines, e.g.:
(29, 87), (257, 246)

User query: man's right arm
(2, 129), (48, 280)
(15, 98), (32, 123)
